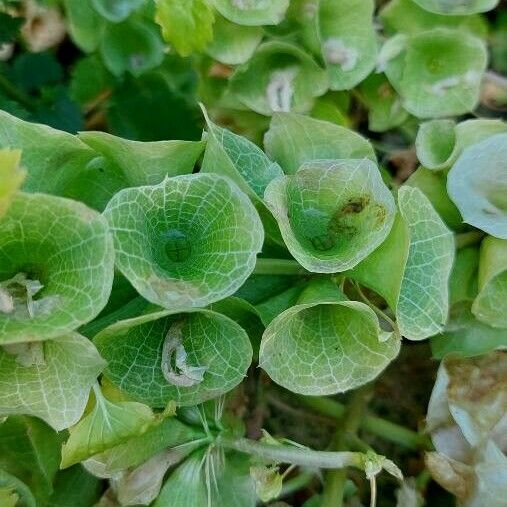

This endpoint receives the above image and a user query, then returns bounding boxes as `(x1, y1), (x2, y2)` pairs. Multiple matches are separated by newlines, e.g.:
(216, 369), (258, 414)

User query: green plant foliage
(382, 28), (488, 118)
(0, 2), (505, 505)
(447, 133), (507, 239)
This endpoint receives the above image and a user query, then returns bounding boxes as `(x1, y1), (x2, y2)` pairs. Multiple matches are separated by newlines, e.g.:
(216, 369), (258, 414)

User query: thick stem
(321, 385), (373, 507)
(253, 258), (308, 276)
(218, 435), (364, 470)
(294, 395), (429, 450)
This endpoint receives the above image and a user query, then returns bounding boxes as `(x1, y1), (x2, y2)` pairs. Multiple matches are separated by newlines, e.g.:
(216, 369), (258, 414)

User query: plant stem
(321, 385), (373, 507)
(0, 74), (35, 110)
(455, 231), (485, 249)
(254, 258), (308, 276)
(278, 471), (316, 499)
(218, 435), (364, 470)
(293, 395), (429, 450)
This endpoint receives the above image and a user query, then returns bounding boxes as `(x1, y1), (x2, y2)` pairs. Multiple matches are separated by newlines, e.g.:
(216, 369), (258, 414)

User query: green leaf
(318, 0), (378, 91)
(0, 149), (25, 219)
(447, 133), (507, 239)
(449, 247), (479, 305)
(201, 107), (283, 200)
(48, 465), (103, 507)
(100, 18), (165, 77)
(383, 28), (487, 118)
(63, 0), (105, 52)
(412, 0), (499, 15)
(0, 334), (105, 430)
(229, 41), (328, 116)
(212, 0), (289, 26)
(0, 416), (62, 504)
(155, 0), (215, 57)
(0, 110), (127, 211)
(264, 159), (396, 273)
(0, 470), (36, 507)
(61, 385), (155, 468)
(69, 55), (115, 106)
(91, 0), (145, 22)
(415, 119), (507, 171)
(350, 186), (455, 340)
(256, 284), (305, 326)
(90, 416), (206, 473)
(94, 309), (253, 407)
(472, 236), (507, 327)
(103, 174), (263, 310)
(259, 300), (400, 395)
(264, 112), (376, 174)
(380, 0), (488, 37)
(405, 167), (463, 230)
(358, 73), (409, 133)
(206, 14), (263, 65)
(0, 192), (114, 343)
(430, 302), (507, 359)
(79, 130), (204, 186)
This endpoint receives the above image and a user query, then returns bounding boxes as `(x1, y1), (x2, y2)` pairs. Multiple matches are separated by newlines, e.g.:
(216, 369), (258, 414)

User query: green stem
(294, 395), (429, 450)
(218, 436), (364, 470)
(455, 231), (485, 249)
(254, 258), (308, 276)
(0, 74), (35, 110)
(278, 471), (315, 499)
(321, 385), (372, 507)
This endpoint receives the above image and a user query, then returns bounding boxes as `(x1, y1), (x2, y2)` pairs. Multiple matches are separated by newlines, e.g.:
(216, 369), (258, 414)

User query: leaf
(250, 465), (283, 502)
(472, 236), (507, 327)
(79, 130), (204, 186)
(259, 300), (400, 395)
(405, 167), (463, 230)
(416, 118), (507, 171)
(0, 192), (114, 343)
(0, 416), (62, 504)
(94, 309), (253, 407)
(212, 0), (289, 26)
(448, 133), (507, 239)
(350, 186), (455, 340)
(61, 386), (155, 468)
(0, 110), (127, 211)
(412, 0), (499, 15)
(380, 0), (488, 37)
(100, 18), (165, 77)
(201, 107), (283, 200)
(318, 0), (378, 91)
(229, 41), (328, 116)
(264, 112), (376, 175)
(0, 149), (25, 219)
(91, 0), (145, 23)
(155, 0), (215, 57)
(264, 159), (396, 273)
(69, 55), (115, 106)
(383, 28), (487, 118)
(91, 416), (206, 474)
(449, 247), (479, 305)
(206, 14), (263, 65)
(430, 302), (507, 360)
(0, 469), (36, 507)
(63, 0), (105, 52)
(103, 174), (263, 311)
(48, 465), (103, 507)
(0, 334), (105, 431)
(358, 73), (409, 133)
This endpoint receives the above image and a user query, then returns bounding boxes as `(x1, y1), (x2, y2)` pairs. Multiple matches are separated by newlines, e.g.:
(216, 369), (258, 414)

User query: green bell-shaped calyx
(264, 159), (396, 273)
(103, 174), (264, 310)
(0, 192), (114, 343)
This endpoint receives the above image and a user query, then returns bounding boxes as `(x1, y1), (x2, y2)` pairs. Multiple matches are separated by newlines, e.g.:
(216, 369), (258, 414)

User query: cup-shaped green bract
(0, 193), (114, 344)
(448, 134), (507, 239)
(94, 309), (253, 407)
(103, 174), (264, 310)
(212, 0), (289, 26)
(259, 300), (400, 395)
(229, 41), (328, 116)
(412, 0), (499, 15)
(416, 119), (507, 171)
(318, 0), (378, 91)
(383, 28), (487, 118)
(264, 159), (396, 273)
